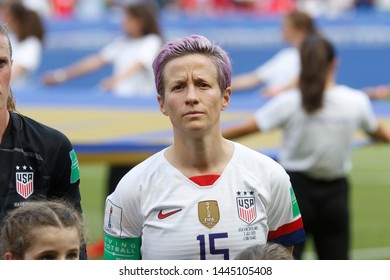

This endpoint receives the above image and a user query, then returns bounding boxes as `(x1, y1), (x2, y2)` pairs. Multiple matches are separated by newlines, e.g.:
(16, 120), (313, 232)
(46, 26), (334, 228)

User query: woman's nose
(185, 85), (199, 105)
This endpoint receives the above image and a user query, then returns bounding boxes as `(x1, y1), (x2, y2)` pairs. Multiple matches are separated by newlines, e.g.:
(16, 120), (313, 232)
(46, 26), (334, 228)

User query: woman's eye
(0, 59), (8, 67)
(198, 82), (210, 88)
(172, 84), (183, 91)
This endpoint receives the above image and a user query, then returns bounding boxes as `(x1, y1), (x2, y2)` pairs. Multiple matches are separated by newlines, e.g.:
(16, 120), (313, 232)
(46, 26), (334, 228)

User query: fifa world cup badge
(198, 200), (220, 229)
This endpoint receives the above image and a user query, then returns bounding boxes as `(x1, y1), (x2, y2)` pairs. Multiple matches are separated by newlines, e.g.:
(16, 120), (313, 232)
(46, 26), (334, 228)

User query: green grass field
(79, 143), (390, 260)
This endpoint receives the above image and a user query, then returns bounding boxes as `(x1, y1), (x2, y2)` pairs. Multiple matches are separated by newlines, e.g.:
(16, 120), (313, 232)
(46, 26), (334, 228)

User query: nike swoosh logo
(158, 209), (182, 219)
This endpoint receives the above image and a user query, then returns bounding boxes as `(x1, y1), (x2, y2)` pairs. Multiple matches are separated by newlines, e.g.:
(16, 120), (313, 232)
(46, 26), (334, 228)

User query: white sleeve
(100, 37), (123, 63)
(103, 172), (143, 238)
(254, 92), (297, 131)
(358, 93), (378, 134)
(136, 35), (162, 68)
(13, 38), (42, 72)
(254, 51), (283, 82)
(266, 163), (304, 246)
(267, 167), (294, 230)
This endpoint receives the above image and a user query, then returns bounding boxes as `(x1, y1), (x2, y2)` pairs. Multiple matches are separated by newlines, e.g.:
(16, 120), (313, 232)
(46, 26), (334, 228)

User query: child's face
(23, 226), (80, 260)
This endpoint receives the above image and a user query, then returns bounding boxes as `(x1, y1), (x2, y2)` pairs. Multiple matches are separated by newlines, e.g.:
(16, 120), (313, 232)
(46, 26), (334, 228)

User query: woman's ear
(157, 94), (168, 116)
(221, 87), (232, 111)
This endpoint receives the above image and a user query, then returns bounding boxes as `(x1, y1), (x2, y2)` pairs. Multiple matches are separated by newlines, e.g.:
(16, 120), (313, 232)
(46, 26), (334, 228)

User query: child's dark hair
(0, 200), (85, 260)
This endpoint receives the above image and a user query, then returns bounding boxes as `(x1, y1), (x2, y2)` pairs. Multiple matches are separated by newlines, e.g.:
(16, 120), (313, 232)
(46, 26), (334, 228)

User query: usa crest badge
(236, 191), (257, 225)
(198, 200), (220, 229)
(15, 166), (34, 199)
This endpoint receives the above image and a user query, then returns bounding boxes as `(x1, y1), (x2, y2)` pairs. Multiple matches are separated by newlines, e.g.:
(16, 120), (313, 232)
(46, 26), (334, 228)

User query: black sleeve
(48, 135), (82, 212)
(47, 134), (87, 260)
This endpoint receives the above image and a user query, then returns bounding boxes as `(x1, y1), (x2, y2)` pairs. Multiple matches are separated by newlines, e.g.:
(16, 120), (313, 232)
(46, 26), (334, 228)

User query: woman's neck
(166, 130), (234, 177)
(325, 72), (337, 91)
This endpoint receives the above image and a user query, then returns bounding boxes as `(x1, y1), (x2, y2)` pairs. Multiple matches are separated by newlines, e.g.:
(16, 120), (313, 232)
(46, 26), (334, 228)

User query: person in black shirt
(0, 25), (86, 259)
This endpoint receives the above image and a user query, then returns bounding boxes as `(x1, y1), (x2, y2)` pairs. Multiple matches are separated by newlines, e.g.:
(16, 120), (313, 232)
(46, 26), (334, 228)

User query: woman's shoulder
(141, 33), (163, 45)
(331, 85), (370, 102)
(121, 148), (167, 177)
(144, 33), (162, 40)
(17, 36), (42, 47)
(231, 143), (289, 188)
(114, 148), (170, 193)
(273, 47), (299, 59)
(13, 113), (70, 142)
(232, 142), (285, 172)
(10, 113), (73, 155)
(111, 34), (161, 47)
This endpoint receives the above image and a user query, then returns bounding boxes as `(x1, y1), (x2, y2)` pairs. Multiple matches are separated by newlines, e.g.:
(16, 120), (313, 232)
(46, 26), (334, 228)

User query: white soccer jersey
(104, 142), (305, 260)
(254, 85), (378, 179)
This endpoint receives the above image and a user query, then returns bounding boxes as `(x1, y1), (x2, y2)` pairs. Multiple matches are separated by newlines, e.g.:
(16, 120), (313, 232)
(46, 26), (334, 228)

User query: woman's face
(158, 54), (231, 136)
(122, 12), (144, 37)
(281, 18), (298, 44)
(0, 35), (12, 114)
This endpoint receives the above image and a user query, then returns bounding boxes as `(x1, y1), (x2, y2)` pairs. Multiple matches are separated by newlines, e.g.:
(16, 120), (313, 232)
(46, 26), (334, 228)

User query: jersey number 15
(197, 233), (229, 260)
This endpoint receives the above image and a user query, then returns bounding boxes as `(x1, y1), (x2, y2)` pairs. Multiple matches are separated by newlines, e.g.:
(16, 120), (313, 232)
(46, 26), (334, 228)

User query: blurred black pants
(287, 171), (350, 260)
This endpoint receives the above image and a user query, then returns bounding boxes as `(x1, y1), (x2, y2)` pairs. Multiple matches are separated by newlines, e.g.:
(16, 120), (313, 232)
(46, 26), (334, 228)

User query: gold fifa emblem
(198, 200), (220, 229)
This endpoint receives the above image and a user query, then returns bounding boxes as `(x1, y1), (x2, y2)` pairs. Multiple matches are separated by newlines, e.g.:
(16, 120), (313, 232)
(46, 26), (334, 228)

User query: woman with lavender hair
(103, 35), (305, 260)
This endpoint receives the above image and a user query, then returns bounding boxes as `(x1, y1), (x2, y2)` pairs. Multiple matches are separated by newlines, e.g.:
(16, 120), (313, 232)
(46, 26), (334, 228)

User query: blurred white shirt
(10, 35), (42, 87)
(22, 0), (52, 18)
(100, 33), (162, 97)
(254, 47), (300, 88)
(254, 85), (378, 179)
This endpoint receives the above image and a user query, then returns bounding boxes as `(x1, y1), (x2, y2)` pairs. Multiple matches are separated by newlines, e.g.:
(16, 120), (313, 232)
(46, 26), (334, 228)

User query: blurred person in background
(0, 24), (86, 258)
(0, 1), (45, 87)
(44, 1), (163, 258)
(0, 200), (85, 260)
(231, 10), (318, 97)
(22, 0), (52, 18)
(41, 2), (163, 98)
(224, 35), (390, 259)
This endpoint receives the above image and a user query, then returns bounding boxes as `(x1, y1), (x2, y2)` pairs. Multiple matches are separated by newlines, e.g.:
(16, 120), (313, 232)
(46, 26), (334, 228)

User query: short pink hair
(152, 35), (231, 100)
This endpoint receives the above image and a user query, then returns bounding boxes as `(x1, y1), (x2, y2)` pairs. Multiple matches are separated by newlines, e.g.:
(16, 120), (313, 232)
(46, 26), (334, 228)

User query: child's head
(0, 200), (84, 260)
(235, 243), (294, 260)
